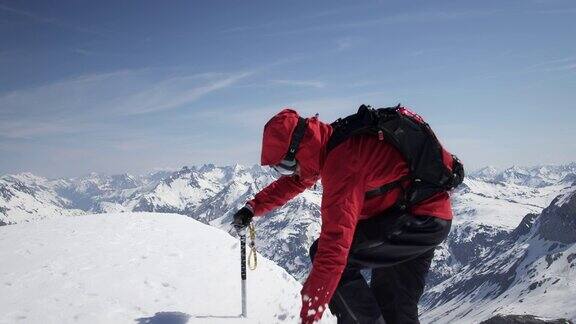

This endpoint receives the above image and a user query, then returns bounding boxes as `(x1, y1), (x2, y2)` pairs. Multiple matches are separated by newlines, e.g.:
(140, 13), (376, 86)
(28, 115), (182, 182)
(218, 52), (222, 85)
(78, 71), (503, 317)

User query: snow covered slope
(428, 165), (576, 287)
(421, 185), (576, 323)
(0, 173), (84, 225)
(457, 163), (576, 230)
(0, 212), (335, 324)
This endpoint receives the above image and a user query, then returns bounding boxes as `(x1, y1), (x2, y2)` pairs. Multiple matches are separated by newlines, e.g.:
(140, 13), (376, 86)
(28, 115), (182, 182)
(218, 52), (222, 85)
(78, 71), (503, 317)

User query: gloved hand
(231, 206), (254, 232)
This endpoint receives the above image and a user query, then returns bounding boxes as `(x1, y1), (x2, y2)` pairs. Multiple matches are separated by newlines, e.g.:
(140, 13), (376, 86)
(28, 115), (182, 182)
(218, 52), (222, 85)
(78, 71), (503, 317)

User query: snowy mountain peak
(86, 171), (100, 178)
(198, 163), (216, 173)
(3, 172), (48, 186)
(165, 167), (199, 185)
(496, 165), (531, 183)
(180, 165), (194, 172)
(470, 166), (500, 181)
(107, 173), (139, 190)
(468, 162), (576, 188)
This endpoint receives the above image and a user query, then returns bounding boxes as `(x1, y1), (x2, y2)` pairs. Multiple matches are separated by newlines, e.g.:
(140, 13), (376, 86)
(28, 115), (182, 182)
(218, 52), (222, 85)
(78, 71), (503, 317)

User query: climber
(232, 105), (463, 324)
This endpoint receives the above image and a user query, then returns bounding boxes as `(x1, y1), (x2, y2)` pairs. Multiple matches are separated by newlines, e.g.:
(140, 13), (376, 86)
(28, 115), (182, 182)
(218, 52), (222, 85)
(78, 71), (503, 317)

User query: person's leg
(308, 213), (451, 324)
(370, 248), (435, 324)
(350, 213), (451, 324)
(309, 240), (385, 324)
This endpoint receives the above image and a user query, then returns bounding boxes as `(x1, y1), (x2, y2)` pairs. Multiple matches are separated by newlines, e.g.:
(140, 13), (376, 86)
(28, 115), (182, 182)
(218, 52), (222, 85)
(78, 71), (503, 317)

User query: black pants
(309, 212), (451, 324)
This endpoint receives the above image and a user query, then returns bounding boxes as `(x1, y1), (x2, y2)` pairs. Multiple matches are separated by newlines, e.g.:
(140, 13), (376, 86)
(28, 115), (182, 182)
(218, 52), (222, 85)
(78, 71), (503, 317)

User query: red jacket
(247, 108), (453, 323)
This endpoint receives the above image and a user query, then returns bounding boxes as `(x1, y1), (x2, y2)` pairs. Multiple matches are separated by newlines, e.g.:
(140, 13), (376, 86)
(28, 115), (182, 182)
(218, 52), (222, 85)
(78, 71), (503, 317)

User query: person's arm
(299, 143), (366, 323)
(247, 174), (318, 216)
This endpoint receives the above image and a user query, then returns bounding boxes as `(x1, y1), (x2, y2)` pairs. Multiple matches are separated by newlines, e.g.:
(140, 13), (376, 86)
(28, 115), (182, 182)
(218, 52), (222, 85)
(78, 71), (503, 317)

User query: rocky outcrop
(480, 315), (573, 324)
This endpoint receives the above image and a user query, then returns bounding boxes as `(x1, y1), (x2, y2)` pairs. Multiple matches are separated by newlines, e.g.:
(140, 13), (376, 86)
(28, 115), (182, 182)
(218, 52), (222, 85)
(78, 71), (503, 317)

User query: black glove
(231, 206), (254, 231)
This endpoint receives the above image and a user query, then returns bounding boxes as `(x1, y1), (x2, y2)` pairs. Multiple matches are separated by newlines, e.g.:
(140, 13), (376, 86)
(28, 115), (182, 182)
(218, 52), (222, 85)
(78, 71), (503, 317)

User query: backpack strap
(283, 117), (308, 162)
(326, 105), (378, 154)
(447, 155), (465, 189)
(365, 175), (410, 199)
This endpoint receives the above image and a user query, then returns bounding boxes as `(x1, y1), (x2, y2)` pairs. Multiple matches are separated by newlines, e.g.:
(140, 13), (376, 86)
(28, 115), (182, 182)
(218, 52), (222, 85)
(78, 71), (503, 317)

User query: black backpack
(327, 104), (464, 210)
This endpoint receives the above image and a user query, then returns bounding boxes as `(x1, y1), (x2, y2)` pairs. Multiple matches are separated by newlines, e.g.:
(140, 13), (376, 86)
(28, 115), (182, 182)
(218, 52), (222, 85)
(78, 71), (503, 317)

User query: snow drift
(0, 212), (335, 323)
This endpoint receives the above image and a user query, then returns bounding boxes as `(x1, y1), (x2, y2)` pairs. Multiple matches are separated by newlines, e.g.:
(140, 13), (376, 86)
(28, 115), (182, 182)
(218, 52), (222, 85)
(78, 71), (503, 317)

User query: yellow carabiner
(248, 223), (258, 270)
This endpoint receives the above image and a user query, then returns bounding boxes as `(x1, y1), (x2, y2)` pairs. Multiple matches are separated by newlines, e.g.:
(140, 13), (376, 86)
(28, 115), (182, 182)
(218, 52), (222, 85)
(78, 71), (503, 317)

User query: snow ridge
(0, 212), (336, 323)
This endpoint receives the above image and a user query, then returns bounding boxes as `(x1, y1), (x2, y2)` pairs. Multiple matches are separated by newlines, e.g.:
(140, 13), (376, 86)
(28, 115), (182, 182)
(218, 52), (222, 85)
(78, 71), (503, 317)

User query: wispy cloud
(115, 72), (253, 115)
(0, 119), (97, 139)
(0, 3), (55, 23)
(533, 8), (576, 15)
(528, 56), (576, 72)
(529, 56), (576, 67)
(218, 4), (378, 35)
(409, 47), (448, 57)
(302, 4), (382, 19)
(0, 3), (104, 35)
(72, 48), (94, 56)
(259, 9), (503, 37)
(0, 68), (255, 138)
(0, 49), (15, 62)
(335, 37), (358, 52)
(196, 90), (394, 131)
(544, 63), (576, 72)
(222, 5), (487, 38)
(270, 79), (326, 89)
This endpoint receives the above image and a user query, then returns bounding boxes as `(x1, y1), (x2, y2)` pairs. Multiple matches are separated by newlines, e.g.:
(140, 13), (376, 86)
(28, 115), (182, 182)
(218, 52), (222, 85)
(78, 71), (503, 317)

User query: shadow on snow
(135, 311), (242, 324)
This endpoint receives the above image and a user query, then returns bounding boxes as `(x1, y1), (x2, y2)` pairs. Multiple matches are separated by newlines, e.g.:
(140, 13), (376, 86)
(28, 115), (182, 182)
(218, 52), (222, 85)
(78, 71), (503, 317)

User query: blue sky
(1, 0), (575, 178)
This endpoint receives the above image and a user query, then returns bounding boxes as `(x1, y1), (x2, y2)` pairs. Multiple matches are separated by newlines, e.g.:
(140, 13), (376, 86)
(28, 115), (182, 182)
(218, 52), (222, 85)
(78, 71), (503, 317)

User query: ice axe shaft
(240, 231), (247, 318)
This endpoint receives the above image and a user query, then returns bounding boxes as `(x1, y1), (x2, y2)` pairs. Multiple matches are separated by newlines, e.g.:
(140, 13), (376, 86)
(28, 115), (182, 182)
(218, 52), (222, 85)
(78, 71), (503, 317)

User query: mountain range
(1, 162), (575, 323)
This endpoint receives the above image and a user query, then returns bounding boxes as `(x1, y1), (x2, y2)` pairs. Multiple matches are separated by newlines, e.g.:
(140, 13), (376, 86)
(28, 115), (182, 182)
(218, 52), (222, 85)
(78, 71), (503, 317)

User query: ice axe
(236, 223), (257, 318)
(239, 227), (248, 318)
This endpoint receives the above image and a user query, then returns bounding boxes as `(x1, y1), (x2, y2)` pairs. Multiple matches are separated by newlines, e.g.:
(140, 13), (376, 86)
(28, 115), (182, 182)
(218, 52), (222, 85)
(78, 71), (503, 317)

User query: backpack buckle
(378, 130), (384, 141)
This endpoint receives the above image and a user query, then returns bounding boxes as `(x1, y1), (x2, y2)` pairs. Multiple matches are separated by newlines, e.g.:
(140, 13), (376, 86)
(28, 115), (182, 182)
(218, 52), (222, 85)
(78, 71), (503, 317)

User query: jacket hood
(260, 108), (332, 180)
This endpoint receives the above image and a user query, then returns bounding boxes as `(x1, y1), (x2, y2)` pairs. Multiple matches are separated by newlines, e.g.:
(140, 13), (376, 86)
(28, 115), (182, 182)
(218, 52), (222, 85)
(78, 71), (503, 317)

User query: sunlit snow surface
(452, 178), (568, 229)
(0, 212), (335, 324)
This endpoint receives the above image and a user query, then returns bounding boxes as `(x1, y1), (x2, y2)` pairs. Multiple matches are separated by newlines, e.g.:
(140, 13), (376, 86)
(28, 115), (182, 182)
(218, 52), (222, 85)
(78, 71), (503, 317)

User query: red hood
(260, 108), (332, 180)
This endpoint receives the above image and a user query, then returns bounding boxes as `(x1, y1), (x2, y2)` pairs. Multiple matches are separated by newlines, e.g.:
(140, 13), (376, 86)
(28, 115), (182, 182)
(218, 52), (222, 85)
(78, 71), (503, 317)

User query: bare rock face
(537, 190), (576, 244)
(480, 314), (573, 324)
